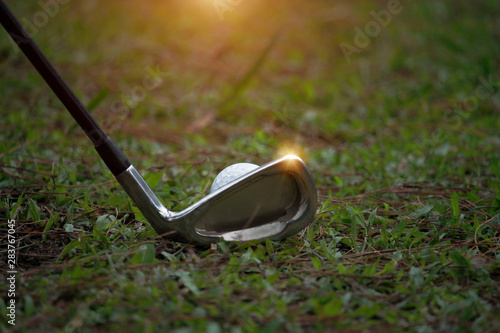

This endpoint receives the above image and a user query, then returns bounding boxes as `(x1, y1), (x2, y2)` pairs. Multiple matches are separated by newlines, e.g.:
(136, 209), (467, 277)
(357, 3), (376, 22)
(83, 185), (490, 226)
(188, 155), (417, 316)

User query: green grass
(1, 0), (500, 332)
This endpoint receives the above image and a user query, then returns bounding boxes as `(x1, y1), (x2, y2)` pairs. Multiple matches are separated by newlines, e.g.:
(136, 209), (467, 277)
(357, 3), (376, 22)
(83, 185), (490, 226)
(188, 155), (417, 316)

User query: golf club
(0, 1), (317, 245)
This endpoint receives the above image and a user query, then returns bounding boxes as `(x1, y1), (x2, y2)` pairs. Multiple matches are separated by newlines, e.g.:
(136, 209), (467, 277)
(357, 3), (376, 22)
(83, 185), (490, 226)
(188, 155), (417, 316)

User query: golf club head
(116, 155), (317, 245)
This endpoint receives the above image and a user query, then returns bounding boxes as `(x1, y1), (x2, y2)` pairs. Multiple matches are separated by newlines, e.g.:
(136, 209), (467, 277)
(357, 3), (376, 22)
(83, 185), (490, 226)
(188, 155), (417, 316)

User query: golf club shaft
(0, 0), (130, 176)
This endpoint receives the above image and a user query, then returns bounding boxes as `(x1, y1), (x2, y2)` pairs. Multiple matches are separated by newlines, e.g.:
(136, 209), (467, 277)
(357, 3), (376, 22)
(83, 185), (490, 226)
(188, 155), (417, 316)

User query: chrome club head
(116, 155), (317, 245)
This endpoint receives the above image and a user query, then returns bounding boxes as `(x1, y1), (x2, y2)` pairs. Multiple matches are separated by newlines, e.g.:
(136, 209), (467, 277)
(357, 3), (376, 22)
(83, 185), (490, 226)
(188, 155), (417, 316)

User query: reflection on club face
(116, 155), (317, 245)
(196, 172), (298, 234)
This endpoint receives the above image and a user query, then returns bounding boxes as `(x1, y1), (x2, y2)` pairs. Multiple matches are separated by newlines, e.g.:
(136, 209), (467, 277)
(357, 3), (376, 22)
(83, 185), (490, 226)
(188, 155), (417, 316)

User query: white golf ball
(210, 163), (259, 193)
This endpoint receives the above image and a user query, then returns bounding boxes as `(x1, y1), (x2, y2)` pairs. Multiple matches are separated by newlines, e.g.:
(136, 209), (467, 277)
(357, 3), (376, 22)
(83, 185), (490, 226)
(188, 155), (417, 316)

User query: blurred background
(1, 0), (499, 194)
(1, 2), (500, 331)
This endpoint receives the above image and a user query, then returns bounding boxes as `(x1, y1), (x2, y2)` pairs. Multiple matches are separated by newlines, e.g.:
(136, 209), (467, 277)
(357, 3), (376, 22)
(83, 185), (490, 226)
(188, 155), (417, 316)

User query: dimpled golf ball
(210, 163), (259, 193)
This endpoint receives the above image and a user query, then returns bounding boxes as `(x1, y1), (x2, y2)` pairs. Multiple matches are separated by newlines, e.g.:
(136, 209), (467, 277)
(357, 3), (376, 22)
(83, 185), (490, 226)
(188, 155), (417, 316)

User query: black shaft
(0, 0), (130, 176)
